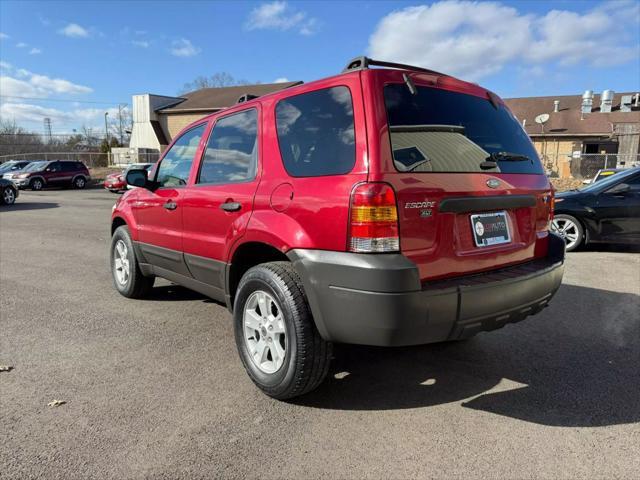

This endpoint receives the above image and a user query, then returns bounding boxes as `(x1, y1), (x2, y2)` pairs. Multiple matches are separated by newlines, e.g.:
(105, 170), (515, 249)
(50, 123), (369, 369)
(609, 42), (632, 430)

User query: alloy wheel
(552, 217), (580, 250)
(32, 179), (43, 190)
(243, 290), (287, 374)
(113, 239), (130, 286)
(3, 188), (15, 205)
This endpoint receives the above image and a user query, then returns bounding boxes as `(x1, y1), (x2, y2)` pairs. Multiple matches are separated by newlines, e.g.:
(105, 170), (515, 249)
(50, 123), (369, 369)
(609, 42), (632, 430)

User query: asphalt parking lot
(1, 189), (639, 479)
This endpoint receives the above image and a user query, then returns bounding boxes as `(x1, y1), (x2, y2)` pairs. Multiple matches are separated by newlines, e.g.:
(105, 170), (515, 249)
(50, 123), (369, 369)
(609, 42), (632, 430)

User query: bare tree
(181, 72), (256, 94)
(0, 119), (45, 156)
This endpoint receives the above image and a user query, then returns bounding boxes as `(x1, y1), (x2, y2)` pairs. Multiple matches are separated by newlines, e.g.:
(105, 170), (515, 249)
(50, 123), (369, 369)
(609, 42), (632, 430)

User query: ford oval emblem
(487, 179), (501, 189)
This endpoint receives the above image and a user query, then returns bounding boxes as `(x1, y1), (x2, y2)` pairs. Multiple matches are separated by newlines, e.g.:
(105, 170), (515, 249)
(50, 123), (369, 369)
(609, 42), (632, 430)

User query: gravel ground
(1, 189), (639, 479)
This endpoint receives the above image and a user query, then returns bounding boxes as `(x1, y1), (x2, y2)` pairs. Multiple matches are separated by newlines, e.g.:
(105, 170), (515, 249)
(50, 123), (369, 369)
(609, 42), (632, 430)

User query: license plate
(470, 211), (511, 247)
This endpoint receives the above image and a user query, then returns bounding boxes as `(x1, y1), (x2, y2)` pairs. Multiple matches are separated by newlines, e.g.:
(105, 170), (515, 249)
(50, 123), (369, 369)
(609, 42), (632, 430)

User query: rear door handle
(163, 200), (177, 211)
(220, 201), (241, 212)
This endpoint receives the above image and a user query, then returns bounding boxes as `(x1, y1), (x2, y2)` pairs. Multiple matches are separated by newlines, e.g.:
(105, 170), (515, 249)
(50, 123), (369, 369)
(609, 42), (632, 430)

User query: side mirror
(607, 183), (630, 195)
(126, 168), (151, 189)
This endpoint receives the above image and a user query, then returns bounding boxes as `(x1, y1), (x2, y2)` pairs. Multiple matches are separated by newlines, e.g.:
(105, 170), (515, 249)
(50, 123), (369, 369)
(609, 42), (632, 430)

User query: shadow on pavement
(145, 284), (209, 302)
(582, 243), (640, 253)
(0, 202), (59, 211)
(293, 284), (640, 428)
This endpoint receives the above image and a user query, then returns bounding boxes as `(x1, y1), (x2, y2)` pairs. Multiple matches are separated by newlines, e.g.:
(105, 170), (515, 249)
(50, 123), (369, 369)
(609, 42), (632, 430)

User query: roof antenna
(403, 73), (417, 95)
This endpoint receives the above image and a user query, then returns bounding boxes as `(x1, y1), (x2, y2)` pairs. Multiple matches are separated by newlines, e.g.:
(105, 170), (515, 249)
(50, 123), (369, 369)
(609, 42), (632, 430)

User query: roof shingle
(504, 92), (640, 137)
(158, 82), (302, 113)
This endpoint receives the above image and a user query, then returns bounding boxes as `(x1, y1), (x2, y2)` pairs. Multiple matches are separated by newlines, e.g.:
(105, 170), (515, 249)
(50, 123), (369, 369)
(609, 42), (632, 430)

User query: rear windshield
(384, 84), (543, 174)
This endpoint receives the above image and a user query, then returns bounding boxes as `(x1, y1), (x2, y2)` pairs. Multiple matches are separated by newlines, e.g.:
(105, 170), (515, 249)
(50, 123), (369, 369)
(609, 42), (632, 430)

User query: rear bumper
(288, 233), (565, 346)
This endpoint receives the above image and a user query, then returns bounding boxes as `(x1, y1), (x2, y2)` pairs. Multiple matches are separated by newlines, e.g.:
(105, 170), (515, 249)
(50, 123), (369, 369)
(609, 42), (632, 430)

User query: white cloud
(0, 102), (119, 128)
(273, 77), (290, 83)
(0, 68), (92, 99)
(58, 23), (90, 38)
(246, 1), (318, 35)
(368, 0), (640, 81)
(16, 42), (28, 48)
(132, 40), (150, 48)
(29, 48), (42, 55)
(169, 38), (200, 57)
(0, 32), (8, 40)
(0, 61), (12, 71)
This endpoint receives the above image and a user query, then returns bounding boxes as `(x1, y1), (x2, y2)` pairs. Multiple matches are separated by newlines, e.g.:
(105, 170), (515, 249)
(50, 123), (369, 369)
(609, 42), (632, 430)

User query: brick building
(505, 91), (640, 178)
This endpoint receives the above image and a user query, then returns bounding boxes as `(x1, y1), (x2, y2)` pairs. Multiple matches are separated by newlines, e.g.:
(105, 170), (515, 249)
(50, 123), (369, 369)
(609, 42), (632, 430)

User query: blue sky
(1, 0), (639, 133)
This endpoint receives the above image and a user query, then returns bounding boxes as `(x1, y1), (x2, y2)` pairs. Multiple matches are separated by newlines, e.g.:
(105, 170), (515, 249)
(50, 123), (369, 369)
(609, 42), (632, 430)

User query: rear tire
(110, 225), (155, 298)
(552, 214), (584, 252)
(234, 262), (332, 400)
(73, 176), (86, 189)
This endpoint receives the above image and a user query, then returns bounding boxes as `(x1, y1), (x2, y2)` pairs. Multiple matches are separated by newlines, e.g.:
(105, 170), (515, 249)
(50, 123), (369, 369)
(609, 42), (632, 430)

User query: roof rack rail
(342, 56), (447, 77)
(236, 94), (259, 104)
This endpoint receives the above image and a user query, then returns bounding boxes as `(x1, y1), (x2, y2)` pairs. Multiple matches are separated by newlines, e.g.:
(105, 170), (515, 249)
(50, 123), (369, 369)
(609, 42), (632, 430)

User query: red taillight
(348, 183), (399, 253)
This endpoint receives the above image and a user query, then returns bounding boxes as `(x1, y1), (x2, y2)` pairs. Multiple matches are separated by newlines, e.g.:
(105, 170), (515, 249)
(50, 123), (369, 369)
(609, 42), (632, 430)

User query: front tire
(552, 214), (584, 252)
(234, 262), (332, 400)
(30, 178), (43, 191)
(1, 186), (16, 205)
(110, 225), (154, 298)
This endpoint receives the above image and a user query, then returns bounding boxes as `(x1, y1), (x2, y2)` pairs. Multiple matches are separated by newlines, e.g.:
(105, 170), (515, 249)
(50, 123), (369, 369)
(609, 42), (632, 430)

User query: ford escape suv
(110, 57), (565, 399)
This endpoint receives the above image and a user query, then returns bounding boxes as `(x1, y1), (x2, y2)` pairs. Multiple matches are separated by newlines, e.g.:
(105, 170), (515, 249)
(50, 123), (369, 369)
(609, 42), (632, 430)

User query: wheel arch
(111, 216), (128, 235)
(226, 241), (289, 312)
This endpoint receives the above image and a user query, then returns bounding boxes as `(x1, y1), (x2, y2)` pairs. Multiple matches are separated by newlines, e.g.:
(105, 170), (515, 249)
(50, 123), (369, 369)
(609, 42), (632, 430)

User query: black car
(553, 167), (640, 251)
(0, 178), (19, 205)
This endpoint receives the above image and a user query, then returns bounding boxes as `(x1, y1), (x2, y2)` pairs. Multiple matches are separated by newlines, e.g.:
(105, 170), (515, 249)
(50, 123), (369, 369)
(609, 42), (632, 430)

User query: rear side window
(276, 86), (355, 177)
(197, 109), (258, 184)
(384, 84), (543, 174)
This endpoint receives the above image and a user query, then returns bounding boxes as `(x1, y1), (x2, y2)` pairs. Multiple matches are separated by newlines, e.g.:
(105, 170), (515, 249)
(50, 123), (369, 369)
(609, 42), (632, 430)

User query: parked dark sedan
(0, 178), (19, 205)
(553, 167), (640, 251)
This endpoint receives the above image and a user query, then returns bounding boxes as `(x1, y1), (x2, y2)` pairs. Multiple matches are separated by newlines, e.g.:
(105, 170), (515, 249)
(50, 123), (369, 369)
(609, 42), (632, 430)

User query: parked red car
(13, 160), (90, 190)
(110, 57), (565, 399)
(104, 163), (154, 193)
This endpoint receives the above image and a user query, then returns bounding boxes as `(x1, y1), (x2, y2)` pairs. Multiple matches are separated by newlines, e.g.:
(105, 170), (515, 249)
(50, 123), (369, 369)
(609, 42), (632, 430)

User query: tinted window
(156, 124), (206, 187)
(580, 168), (639, 193)
(61, 162), (77, 172)
(276, 86), (355, 177)
(198, 109), (258, 184)
(384, 85), (543, 174)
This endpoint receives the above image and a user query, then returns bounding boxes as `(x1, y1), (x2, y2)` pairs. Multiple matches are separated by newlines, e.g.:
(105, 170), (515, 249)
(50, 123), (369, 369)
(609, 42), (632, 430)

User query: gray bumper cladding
(287, 233), (565, 346)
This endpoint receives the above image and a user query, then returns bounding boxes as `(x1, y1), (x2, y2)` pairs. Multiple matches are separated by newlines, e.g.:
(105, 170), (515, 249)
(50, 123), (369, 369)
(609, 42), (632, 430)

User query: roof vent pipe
(553, 100), (560, 113)
(600, 90), (614, 113)
(581, 90), (593, 114)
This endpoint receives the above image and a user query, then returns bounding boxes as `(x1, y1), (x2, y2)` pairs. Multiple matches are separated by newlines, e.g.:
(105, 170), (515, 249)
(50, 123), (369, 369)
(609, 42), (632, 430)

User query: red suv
(13, 160), (90, 190)
(110, 57), (565, 399)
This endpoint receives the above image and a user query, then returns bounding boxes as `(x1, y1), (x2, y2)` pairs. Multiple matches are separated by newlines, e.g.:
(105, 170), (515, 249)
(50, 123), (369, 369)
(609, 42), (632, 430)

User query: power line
(0, 95), (129, 105)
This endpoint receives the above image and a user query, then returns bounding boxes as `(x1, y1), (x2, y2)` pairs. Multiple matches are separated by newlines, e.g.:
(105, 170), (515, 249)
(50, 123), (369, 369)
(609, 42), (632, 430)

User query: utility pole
(104, 112), (110, 148)
(43, 118), (52, 143)
(117, 104), (125, 145)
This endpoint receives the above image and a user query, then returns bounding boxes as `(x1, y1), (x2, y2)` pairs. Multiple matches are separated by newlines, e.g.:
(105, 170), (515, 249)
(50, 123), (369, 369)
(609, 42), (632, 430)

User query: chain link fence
(540, 153), (640, 179)
(0, 152), (160, 168)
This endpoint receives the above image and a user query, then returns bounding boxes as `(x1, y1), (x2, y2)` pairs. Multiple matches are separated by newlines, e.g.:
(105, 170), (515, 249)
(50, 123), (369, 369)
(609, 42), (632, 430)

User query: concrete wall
(129, 94), (184, 152)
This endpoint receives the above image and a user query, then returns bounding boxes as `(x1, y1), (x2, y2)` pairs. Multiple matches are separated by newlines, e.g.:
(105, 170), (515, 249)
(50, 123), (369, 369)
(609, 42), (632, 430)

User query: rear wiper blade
(487, 151), (531, 162)
(480, 151), (531, 170)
